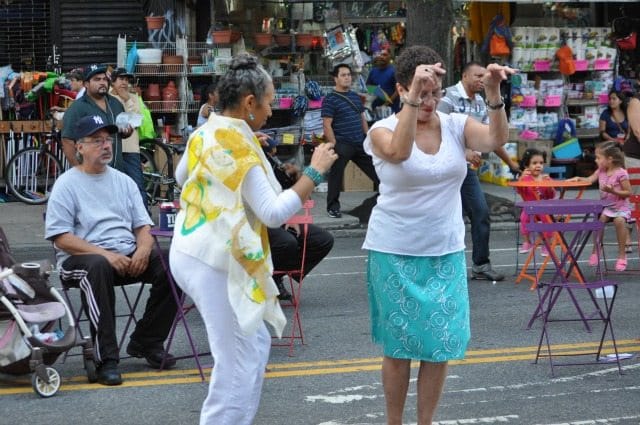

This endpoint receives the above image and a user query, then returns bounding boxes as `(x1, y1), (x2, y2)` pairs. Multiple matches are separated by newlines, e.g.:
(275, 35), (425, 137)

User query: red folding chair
(271, 199), (314, 356)
(600, 167), (640, 273)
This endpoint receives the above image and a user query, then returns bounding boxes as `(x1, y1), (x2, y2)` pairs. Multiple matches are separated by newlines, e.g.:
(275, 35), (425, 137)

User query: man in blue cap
(61, 64), (132, 175)
(46, 115), (177, 386)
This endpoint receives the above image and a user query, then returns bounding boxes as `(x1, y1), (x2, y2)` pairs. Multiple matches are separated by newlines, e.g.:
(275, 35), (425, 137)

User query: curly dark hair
(519, 148), (547, 171)
(216, 53), (272, 110)
(394, 45), (444, 88)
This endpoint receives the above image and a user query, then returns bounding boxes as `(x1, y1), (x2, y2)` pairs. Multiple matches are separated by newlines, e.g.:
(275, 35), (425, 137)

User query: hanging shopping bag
(126, 41), (138, 74)
(616, 32), (637, 51)
(553, 119), (581, 159)
(482, 15), (513, 57)
(138, 97), (156, 140)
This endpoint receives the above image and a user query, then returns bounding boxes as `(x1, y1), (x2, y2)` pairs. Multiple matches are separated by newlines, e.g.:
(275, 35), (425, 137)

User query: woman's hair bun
(230, 53), (259, 71)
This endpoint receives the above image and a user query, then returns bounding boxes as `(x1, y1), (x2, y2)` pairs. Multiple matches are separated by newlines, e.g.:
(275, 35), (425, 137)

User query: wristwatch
(486, 96), (505, 110)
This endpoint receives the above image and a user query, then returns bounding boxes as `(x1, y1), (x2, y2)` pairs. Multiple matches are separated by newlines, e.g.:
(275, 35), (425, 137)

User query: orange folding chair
(271, 199), (314, 356)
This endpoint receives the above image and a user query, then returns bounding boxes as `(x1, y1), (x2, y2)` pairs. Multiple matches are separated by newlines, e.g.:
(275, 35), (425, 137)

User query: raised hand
(482, 64), (518, 90)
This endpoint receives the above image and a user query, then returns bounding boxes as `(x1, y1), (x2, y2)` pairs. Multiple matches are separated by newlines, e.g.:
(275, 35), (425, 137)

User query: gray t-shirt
(45, 167), (153, 267)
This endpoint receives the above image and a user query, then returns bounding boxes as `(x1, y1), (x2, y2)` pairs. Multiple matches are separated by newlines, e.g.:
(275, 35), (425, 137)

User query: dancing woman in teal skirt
(362, 45), (515, 425)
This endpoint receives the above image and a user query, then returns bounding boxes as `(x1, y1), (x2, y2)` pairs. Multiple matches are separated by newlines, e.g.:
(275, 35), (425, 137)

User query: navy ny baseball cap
(75, 115), (118, 140)
(83, 63), (107, 81)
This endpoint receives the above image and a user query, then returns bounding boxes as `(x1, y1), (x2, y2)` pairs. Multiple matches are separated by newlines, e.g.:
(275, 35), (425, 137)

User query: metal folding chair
(271, 199), (314, 356)
(60, 280), (146, 362)
(150, 229), (209, 381)
(543, 165), (567, 180)
(524, 199), (623, 376)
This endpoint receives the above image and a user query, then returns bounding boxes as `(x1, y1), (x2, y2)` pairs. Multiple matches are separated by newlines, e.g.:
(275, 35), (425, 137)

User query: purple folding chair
(150, 229), (210, 381)
(522, 199), (623, 376)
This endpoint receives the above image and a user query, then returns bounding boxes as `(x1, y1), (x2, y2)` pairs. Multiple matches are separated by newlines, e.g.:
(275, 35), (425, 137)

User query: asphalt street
(1, 225), (639, 425)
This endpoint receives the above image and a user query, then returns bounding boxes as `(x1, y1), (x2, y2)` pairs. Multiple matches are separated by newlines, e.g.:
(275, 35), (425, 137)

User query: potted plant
(145, 14), (165, 30)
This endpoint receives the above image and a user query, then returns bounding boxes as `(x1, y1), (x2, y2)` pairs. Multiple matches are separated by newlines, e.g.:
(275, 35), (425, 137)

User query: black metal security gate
(52, 0), (145, 70)
(0, 0), (51, 71)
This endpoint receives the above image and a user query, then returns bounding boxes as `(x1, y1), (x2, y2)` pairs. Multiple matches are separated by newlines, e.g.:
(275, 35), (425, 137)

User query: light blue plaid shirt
(438, 81), (489, 124)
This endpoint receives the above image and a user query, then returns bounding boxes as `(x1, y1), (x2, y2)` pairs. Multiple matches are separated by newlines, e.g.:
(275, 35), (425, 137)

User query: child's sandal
(615, 258), (627, 272)
(588, 253), (599, 267)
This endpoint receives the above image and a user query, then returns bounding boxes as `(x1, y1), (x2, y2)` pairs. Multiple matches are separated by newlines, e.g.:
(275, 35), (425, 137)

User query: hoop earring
(248, 112), (255, 121)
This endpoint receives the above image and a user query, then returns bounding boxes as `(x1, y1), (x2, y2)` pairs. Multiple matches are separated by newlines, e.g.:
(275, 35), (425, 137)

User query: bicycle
(5, 114), (65, 205)
(139, 138), (185, 205)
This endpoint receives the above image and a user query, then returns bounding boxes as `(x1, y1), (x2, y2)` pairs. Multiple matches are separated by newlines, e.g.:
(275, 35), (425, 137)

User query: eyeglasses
(80, 137), (114, 147)
(402, 87), (446, 104)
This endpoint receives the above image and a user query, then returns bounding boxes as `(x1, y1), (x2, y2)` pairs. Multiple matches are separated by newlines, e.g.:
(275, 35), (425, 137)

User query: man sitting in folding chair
(45, 115), (178, 386)
(258, 131), (334, 300)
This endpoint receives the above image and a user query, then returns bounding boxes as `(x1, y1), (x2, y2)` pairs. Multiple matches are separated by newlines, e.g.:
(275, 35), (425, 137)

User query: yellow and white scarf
(172, 114), (286, 337)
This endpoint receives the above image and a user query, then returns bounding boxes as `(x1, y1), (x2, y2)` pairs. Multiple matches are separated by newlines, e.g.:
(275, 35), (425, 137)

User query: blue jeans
(460, 167), (490, 267)
(122, 152), (147, 208)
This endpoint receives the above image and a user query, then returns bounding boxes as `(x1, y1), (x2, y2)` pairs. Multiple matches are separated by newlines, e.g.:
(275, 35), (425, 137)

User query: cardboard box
(517, 139), (553, 165)
(343, 161), (374, 192)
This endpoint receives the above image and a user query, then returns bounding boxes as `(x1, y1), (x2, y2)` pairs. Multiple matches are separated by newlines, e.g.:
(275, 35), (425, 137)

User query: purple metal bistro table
(150, 228), (210, 381)
(520, 198), (623, 375)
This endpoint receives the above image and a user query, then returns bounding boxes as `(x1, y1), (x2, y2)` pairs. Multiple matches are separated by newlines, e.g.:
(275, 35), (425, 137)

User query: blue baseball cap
(74, 115), (118, 140)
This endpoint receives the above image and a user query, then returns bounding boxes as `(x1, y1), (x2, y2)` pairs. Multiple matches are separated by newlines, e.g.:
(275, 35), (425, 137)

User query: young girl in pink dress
(516, 148), (556, 255)
(570, 141), (632, 271)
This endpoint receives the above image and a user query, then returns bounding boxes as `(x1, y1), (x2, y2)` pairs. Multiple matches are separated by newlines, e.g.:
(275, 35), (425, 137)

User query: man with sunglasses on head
(45, 115), (177, 386)
(438, 61), (519, 282)
(61, 64), (132, 175)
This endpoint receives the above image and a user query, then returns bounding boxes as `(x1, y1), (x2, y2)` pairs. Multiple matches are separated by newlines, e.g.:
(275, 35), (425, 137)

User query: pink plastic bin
(544, 95), (562, 107)
(534, 60), (551, 72)
(598, 93), (609, 105)
(308, 97), (324, 109)
(278, 97), (293, 109)
(521, 95), (537, 107)
(574, 60), (588, 71)
(594, 59), (610, 70)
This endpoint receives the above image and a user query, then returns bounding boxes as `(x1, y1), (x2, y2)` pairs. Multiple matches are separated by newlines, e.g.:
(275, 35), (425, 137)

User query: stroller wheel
(32, 367), (60, 398)
(84, 356), (98, 383)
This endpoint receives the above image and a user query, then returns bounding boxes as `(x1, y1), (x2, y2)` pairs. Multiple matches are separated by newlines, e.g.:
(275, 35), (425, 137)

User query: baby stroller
(0, 228), (96, 397)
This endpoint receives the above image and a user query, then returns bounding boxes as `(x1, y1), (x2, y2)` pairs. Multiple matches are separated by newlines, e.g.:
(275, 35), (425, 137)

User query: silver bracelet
(486, 96), (505, 110)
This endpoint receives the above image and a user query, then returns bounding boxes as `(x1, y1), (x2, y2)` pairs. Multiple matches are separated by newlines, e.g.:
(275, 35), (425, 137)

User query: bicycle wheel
(147, 140), (178, 203)
(140, 147), (159, 204)
(6, 148), (63, 205)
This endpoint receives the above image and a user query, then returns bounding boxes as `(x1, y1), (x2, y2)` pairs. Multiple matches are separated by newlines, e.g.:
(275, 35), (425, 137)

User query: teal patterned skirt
(366, 250), (470, 362)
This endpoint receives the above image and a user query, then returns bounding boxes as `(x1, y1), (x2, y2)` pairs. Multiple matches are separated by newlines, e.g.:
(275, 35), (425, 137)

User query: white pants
(169, 249), (271, 425)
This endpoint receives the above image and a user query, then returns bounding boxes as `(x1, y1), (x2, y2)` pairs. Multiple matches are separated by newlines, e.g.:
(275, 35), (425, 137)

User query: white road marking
(318, 415), (521, 425)
(533, 415), (640, 425)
